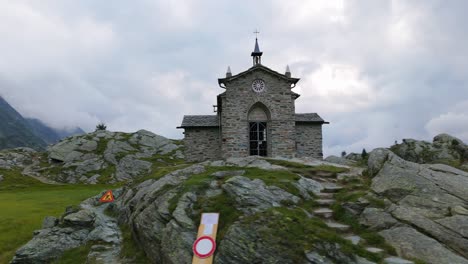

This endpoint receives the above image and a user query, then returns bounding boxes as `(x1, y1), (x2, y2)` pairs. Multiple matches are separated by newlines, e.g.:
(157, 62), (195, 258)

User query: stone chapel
(178, 38), (328, 162)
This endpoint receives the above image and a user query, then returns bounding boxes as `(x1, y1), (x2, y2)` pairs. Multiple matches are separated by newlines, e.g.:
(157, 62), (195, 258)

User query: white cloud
(425, 100), (468, 142)
(1, 0), (468, 155)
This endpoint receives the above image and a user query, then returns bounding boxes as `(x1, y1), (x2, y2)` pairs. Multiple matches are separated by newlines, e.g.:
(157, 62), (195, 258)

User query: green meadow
(0, 169), (118, 264)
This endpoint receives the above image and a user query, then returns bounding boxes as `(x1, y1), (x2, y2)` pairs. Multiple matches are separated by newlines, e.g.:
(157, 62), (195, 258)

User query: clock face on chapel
(252, 79), (266, 93)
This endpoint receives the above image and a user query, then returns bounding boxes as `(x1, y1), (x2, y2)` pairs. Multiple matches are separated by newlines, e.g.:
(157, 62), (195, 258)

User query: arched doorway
(248, 103), (270, 156)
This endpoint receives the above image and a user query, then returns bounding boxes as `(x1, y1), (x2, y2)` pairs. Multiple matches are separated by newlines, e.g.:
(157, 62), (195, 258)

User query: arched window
(247, 103), (270, 121)
(248, 103), (270, 156)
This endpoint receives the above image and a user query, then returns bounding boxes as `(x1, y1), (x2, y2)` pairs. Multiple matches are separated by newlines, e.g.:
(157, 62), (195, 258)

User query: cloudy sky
(0, 0), (467, 156)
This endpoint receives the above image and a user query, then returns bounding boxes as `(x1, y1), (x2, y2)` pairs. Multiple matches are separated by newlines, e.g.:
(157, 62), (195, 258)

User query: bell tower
(251, 30), (263, 66)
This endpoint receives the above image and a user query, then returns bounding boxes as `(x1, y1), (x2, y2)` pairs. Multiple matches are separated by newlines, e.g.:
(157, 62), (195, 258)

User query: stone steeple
(285, 65), (291, 77)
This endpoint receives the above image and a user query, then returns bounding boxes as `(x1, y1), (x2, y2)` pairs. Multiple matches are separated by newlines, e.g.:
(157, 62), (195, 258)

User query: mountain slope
(0, 96), (46, 150)
(25, 118), (85, 144)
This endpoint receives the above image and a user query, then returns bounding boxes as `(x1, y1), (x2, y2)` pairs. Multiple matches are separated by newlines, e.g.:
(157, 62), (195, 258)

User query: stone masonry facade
(178, 40), (328, 162)
(295, 123), (323, 159)
(219, 69), (296, 159)
(183, 127), (221, 162)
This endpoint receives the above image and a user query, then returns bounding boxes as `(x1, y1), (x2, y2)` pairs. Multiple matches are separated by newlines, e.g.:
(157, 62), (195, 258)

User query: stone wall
(295, 123), (323, 159)
(220, 67), (296, 159)
(183, 127), (221, 162)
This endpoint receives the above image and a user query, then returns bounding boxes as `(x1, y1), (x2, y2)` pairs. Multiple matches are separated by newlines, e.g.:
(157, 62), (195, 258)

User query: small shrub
(95, 123), (107, 131)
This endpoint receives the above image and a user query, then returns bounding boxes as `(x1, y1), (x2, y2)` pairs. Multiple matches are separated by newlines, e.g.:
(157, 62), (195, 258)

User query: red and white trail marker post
(192, 213), (219, 264)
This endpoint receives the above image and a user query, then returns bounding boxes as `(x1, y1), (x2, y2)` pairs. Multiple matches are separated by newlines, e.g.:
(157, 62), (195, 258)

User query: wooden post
(192, 213), (219, 264)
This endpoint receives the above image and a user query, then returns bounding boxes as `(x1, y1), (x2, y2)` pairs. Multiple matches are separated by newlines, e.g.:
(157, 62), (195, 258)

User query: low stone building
(178, 39), (328, 162)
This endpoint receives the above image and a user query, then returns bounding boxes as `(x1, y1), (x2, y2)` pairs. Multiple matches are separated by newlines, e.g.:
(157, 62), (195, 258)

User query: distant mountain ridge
(25, 118), (85, 145)
(0, 96), (84, 150)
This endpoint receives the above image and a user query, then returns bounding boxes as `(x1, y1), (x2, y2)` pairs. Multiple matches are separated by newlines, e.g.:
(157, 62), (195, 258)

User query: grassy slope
(0, 169), (119, 264)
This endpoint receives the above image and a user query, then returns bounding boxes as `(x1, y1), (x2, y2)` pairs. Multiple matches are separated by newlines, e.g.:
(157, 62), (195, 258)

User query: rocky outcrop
(13, 129), (182, 184)
(10, 190), (123, 264)
(107, 158), (375, 263)
(0, 147), (37, 169)
(391, 133), (468, 167)
(361, 148), (468, 263)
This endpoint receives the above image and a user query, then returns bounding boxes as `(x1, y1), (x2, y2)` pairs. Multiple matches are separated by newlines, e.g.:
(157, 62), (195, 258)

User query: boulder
(293, 176), (323, 199)
(63, 209), (96, 227)
(0, 174), (3, 182)
(10, 227), (90, 264)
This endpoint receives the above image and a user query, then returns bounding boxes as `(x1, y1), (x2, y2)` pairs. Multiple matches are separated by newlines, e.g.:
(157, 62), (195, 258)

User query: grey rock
(115, 155), (152, 181)
(211, 170), (245, 178)
(210, 160), (226, 166)
(324, 155), (357, 166)
(370, 151), (468, 218)
(436, 215), (468, 238)
(226, 156), (285, 170)
(379, 226), (468, 264)
(367, 148), (391, 176)
(78, 140), (97, 152)
(0, 174), (3, 182)
(223, 176), (300, 214)
(87, 174), (100, 184)
(42, 216), (58, 229)
(345, 153), (363, 161)
(172, 192), (196, 229)
(63, 209), (96, 227)
(451, 205), (468, 216)
(360, 207), (398, 231)
(383, 257), (414, 264)
(73, 158), (105, 175)
(389, 206), (468, 258)
(293, 176), (323, 199)
(103, 140), (136, 165)
(305, 251), (334, 264)
(10, 228), (90, 264)
(391, 133), (468, 164)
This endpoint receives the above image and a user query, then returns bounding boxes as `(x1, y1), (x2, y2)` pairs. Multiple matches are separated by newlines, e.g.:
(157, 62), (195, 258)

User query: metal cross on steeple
(253, 29), (260, 38)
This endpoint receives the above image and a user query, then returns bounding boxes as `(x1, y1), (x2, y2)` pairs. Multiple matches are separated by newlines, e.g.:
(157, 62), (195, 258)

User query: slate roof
(178, 115), (219, 128)
(178, 113), (328, 128)
(295, 113), (329, 124)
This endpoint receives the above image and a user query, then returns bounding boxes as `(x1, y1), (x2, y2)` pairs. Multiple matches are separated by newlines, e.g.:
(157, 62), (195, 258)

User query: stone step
(313, 208), (334, 218)
(365, 247), (385, 255)
(316, 192), (334, 199)
(316, 199), (335, 206)
(344, 235), (361, 245)
(323, 186), (343, 193)
(325, 221), (350, 232)
(384, 257), (415, 264)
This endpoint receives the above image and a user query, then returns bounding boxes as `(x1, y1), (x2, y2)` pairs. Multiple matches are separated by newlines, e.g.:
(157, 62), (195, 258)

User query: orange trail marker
(99, 190), (114, 203)
(192, 213), (219, 264)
